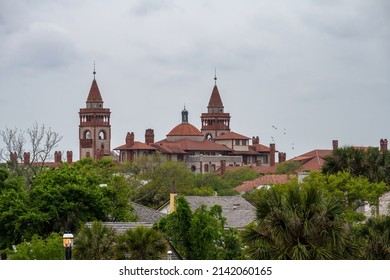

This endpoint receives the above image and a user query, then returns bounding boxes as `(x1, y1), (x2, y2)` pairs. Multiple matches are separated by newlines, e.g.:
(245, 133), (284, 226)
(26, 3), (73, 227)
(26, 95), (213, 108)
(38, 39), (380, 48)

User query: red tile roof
(208, 85), (223, 107)
(214, 131), (250, 140)
(114, 141), (156, 151)
(86, 79), (103, 103)
(289, 149), (333, 172)
(154, 138), (232, 153)
(235, 174), (297, 193)
(167, 123), (203, 136)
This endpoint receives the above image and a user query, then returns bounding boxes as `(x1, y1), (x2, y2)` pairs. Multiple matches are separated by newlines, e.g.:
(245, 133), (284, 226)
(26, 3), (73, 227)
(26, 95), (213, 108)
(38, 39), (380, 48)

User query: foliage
(115, 226), (167, 260)
(276, 161), (302, 174)
(6, 233), (63, 260)
(323, 146), (390, 185)
(241, 185), (357, 260)
(157, 196), (242, 260)
(352, 215), (390, 259)
(302, 171), (388, 221)
(73, 221), (116, 260)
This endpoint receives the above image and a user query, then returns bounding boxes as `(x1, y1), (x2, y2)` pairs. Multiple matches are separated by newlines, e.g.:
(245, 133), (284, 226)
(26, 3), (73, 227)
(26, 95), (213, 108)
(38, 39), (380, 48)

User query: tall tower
(200, 74), (231, 140)
(79, 68), (111, 160)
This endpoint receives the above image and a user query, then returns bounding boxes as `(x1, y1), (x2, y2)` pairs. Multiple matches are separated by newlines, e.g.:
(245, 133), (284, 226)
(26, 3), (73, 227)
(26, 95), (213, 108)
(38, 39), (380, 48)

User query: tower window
(85, 131), (91, 139)
(99, 131), (106, 140)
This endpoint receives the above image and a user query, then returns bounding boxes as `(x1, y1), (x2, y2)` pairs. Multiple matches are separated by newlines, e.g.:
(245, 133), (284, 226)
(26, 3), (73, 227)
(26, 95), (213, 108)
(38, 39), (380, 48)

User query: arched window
(99, 131), (106, 140)
(85, 130), (91, 139)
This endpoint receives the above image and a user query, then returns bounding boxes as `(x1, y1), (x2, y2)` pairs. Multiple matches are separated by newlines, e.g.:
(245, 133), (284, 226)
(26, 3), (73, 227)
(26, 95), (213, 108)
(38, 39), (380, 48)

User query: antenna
(93, 61), (96, 79)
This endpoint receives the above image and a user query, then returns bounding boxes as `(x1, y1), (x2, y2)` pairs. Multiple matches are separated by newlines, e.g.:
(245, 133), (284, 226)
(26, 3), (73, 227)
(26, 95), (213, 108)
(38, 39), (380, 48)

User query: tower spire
(214, 67), (217, 85)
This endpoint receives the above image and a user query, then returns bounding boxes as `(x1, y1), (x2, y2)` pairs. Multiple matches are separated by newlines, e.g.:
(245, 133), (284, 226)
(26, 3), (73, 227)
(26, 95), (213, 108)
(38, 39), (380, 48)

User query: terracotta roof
(208, 85), (223, 107)
(235, 174), (297, 193)
(86, 79), (103, 103)
(114, 141), (156, 151)
(289, 149), (333, 172)
(154, 139), (232, 153)
(214, 131), (250, 140)
(251, 143), (271, 152)
(167, 123), (203, 137)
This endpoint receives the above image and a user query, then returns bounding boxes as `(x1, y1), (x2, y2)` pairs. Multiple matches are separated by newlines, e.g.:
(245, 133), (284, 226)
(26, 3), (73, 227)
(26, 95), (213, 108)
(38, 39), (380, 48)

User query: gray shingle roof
(131, 202), (166, 224)
(184, 196), (256, 229)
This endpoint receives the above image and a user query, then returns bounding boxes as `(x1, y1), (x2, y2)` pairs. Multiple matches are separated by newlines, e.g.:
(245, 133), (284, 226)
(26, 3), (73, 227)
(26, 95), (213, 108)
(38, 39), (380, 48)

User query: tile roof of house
(183, 196), (256, 229)
(290, 149), (333, 172)
(214, 131), (250, 140)
(86, 79), (103, 103)
(235, 174), (297, 193)
(250, 143), (272, 152)
(208, 85), (223, 107)
(154, 138), (232, 153)
(114, 141), (157, 151)
(131, 202), (166, 224)
(167, 123), (203, 136)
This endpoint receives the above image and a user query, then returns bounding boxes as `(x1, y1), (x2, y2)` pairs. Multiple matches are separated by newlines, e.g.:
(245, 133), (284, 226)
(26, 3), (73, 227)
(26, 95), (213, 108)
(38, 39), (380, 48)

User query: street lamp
(63, 232), (74, 260)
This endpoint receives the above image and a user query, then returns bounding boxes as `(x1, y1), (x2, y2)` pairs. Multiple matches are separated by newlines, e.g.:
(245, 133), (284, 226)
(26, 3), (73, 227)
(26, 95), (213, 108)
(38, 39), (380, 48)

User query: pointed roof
(214, 131), (250, 140)
(208, 85), (223, 108)
(86, 79), (103, 103)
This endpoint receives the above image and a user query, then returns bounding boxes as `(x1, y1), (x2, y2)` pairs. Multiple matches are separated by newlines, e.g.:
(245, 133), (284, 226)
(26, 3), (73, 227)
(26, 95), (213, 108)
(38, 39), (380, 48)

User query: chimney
(332, 140), (339, 151)
(279, 152), (286, 163)
(10, 152), (17, 163)
(66, 151), (73, 164)
(252, 136), (259, 145)
(380, 139), (388, 153)
(126, 132), (135, 147)
(270, 143), (275, 166)
(23, 152), (30, 165)
(220, 160), (226, 175)
(169, 182), (177, 214)
(54, 151), (62, 163)
(145, 129), (155, 145)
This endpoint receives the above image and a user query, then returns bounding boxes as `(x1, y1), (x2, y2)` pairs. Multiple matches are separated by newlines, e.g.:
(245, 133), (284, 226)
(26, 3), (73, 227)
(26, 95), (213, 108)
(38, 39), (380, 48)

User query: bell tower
(200, 74), (231, 140)
(79, 67), (111, 160)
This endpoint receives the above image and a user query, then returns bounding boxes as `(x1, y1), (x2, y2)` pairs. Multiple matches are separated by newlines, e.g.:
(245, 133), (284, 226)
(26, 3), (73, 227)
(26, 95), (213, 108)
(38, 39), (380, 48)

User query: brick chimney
(380, 139), (388, 153)
(66, 151), (73, 164)
(252, 136), (259, 145)
(332, 140), (339, 151)
(145, 129), (154, 145)
(220, 160), (226, 175)
(279, 152), (286, 163)
(270, 143), (275, 166)
(54, 151), (62, 163)
(23, 152), (30, 165)
(126, 132), (135, 147)
(10, 152), (17, 163)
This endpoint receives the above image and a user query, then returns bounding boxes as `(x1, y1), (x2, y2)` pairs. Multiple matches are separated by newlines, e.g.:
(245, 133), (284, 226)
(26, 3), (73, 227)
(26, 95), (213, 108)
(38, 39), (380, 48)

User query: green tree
(353, 215), (390, 259)
(302, 172), (388, 221)
(73, 221), (116, 260)
(241, 185), (356, 260)
(6, 233), (63, 260)
(157, 196), (241, 259)
(276, 161), (302, 174)
(115, 226), (167, 260)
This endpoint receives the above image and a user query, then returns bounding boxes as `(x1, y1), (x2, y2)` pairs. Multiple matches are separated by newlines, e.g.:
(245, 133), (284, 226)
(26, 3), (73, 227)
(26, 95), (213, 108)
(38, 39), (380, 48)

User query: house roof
(183, 196), (256, 229)
(250, 143), (272, 152)
(214, 131), (250, 140)
(154, 138), (232, 153)
(86, 79), (103, 103)
(235, 174), (297, 193)
(289, 149), (333, 172)
(167, 123), (203, 137)
(131, 202), (166, 224)
(208, 85), (223, 108)
(114, 141), (156, 151)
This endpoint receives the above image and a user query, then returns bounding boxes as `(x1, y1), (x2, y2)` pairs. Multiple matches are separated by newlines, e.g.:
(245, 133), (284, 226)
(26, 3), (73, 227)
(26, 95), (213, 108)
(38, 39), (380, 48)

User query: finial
(93, 61), (96, 79)
(214, 67), (217, 85)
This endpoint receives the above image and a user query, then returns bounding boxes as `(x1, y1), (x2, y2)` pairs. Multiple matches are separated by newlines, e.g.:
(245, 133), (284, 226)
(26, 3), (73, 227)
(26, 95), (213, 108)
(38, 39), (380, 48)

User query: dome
(167, 123), (203, 137)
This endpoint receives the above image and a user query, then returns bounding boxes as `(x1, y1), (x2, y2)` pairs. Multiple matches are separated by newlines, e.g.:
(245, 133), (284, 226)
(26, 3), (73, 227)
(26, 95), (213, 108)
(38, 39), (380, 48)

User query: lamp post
(63, 232), (74, 260)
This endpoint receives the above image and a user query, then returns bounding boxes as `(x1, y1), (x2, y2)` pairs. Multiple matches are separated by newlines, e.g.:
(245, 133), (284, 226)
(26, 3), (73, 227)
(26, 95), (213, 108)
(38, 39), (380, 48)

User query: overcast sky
(0, 0), (389, 161)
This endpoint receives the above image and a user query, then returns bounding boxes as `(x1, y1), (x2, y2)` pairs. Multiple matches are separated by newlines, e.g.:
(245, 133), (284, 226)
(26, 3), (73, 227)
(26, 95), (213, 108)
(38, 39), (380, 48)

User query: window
(99, 131), (106, 140)
(191, 165), (196, 172)
(235, 139), (240, 146)
(204, 164), (209, 172)
(85, 131), (91, 139)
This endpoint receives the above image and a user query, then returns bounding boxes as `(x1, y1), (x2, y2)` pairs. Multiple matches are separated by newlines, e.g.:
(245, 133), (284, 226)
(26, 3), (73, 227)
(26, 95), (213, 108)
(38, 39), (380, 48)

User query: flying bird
(272, 125), (277, 130)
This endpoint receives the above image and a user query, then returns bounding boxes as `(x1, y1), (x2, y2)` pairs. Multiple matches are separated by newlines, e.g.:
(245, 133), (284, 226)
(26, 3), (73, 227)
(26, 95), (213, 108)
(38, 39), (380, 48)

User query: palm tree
(241, 186), (357, 260)
(115, 226), (168, 260)
(73, 221), (116, 260)
(353, 215), (390, 259)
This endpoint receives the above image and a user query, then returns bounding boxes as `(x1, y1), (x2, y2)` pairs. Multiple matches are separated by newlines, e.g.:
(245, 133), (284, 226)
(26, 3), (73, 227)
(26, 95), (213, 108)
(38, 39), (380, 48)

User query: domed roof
(167, 123), (203, 137)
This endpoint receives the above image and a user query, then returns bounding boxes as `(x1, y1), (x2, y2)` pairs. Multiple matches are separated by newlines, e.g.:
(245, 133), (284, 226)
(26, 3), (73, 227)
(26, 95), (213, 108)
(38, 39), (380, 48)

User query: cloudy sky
(0, 0), (389, 160)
